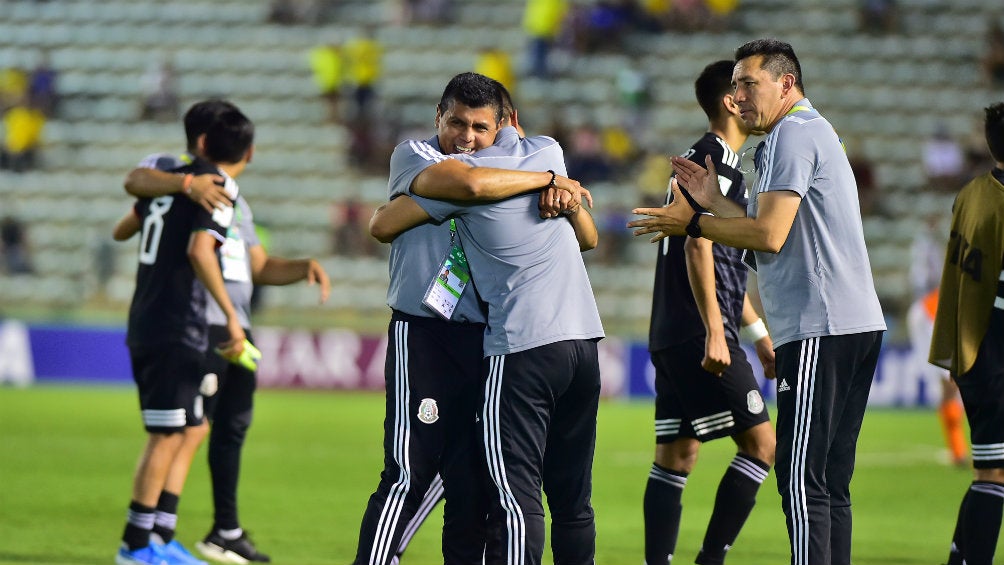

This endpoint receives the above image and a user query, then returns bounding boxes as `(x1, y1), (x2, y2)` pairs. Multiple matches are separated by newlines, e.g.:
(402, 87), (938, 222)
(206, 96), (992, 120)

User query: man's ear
(196, 133), (207, 156)
(434, 104), (443, 129)
(722, 93), (740, 116)
(245, 145), (254, 164)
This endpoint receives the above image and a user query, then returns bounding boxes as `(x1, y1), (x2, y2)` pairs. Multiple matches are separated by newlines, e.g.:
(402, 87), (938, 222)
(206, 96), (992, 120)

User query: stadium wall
(0, 320), (941, 406)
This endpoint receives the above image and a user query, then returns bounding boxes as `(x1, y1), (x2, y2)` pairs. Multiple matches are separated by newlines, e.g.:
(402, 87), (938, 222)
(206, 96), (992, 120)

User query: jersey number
(947, 230), (983, 282)
(138, 196), (174, 265)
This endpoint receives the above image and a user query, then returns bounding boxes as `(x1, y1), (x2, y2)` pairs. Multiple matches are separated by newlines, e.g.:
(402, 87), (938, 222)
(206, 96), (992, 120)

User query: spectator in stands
(523, 0), (568, 78)
(309, 42), (344, 123)
(267, 0), (303, 24)
(475, 47), (517, 97)
(27, 51), (58, 118)
(0, 67), (28, 112)
(616, 62), (652, 133)
(847, 144), (879, 216)
(923, 122), (967, 192)
(139, 58), (180, 122)
(982, 19), (1004, 87)
(0, 215), (34, 275)
(704, 0), (739, 31)
(565, 123), (613, 183)
(1, 98), (45, 173)
(330, 196), (376, 257)
(858, 0), (898, 34)
(343, 28), (383, 121)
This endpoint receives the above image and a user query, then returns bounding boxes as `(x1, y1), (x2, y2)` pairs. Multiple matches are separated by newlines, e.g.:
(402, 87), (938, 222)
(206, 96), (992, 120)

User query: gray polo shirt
(385, 136), (486, 323)
(749, 99), (886, 347)
(410, 127), (605, 356)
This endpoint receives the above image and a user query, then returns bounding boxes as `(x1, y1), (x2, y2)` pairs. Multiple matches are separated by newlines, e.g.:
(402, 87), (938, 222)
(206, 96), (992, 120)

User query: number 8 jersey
(126, 157), (237, 352)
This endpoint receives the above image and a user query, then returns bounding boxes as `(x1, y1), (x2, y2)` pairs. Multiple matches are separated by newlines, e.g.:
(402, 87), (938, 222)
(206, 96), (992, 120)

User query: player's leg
(543, 340), (601, 565)
(939, 378), (968, 466)
(695, 339), (773, 565)
(482, 346), (564, 565)
(822, 331), (882, 565)
(950, 317), (1004, 565)
(436, 324), (491, 565)
(197, 327), (270, 563)
(773, 337), (835, 565)
(645, 345), (699, 565)
(392, 476), (444, 565)
(119, 346), (198, 565)
(353, 316), (467, 565)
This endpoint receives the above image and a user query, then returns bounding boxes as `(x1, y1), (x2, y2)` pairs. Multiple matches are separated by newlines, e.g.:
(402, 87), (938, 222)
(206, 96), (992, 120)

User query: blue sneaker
(116, 544), (169, 565)
(157, 540), (208, 565)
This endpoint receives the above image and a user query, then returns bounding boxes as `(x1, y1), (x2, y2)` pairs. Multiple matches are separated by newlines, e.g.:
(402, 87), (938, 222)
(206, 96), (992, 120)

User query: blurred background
(1, 0), (1002, 401)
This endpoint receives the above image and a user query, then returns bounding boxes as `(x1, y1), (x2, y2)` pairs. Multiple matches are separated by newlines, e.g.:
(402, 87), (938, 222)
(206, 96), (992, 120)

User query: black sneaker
(195, 530), (271, 564)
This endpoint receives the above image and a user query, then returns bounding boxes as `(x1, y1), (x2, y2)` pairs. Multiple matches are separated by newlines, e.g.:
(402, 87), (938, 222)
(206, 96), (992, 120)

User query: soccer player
(353, 72), (587, 565)
(630, 39), (887, 565)
(930, 101), (1004, 565)
(119, 99), (331, 564)
(113, 105), (253, 565)
(370, 76), (604, 565)
(642, 60), (776, 565)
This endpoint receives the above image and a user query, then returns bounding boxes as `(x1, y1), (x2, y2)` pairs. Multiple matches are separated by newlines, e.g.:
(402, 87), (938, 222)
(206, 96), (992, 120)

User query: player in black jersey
(642, 60), (776, 565)
(113, 107), (255, 565)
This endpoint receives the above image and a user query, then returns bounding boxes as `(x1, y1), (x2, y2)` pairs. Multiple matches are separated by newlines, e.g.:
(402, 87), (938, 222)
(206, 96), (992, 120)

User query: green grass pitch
(0, 385), (994, 564)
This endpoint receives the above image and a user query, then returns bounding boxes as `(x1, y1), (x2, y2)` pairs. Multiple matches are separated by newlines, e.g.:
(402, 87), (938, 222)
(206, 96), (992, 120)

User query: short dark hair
(985, 102), (1004, 163)
(183, 99), (239, 151)
(695, 60), (736, 121)
(735, 38), (805, 94)
(202, 107), (255, 164)
(438, 72), (505, 125)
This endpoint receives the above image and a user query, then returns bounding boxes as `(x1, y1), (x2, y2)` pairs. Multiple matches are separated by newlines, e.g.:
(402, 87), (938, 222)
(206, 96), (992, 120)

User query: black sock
(644, 462), (688, 565)
(152, 491), (180, 544)
(122, 501), (156, 550)
(947, 487), (971, 565)
(960, 481), (1004, 565)
(696, 454), (770, 565)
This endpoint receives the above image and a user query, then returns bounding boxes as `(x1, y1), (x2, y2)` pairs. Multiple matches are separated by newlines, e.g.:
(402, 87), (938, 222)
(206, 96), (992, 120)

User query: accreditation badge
(422, 242), (471, 320)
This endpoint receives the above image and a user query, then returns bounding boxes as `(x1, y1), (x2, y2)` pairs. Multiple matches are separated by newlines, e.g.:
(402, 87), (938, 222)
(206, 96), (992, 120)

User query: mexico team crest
(747, 390), (765, 414)
(418, 398), (439, 424)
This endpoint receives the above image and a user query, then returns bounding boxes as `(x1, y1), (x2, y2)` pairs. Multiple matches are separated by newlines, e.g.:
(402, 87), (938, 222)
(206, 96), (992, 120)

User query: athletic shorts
(956, 312), (1004, 469)
(129, 343), (206, 433)
(651, 336), (770, 443)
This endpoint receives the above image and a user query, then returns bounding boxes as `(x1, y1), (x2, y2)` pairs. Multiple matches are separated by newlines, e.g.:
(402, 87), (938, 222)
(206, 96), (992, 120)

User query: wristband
(546, 169), (557, 188)
(740, 319), (769, 342)
(181, 173), (194, 195)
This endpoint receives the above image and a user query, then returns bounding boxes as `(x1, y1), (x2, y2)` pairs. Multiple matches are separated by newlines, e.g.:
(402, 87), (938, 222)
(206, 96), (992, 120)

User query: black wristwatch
(686, 212), (704, 238)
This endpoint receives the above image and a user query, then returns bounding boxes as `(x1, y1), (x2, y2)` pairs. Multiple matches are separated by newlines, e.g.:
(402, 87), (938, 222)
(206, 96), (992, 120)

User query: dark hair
(183, 99), (239, 151)
(438, 72), (505, 125)
(695, 60), (736, 121)
(202, 108), (255, 164)
(986, 102), (1004, 163)
(495, 79), (516, 118)
(735, 38), (805, 94)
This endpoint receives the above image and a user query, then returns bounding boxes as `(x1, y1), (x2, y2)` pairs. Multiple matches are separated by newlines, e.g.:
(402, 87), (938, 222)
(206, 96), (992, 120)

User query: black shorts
(651, 336), (770, 443)
(129, 343), (206, 433)
(956, 313), (1004, 469)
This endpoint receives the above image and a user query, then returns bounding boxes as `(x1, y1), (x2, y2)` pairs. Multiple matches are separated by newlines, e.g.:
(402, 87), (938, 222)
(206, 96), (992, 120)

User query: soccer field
(0, 385), (990, 565)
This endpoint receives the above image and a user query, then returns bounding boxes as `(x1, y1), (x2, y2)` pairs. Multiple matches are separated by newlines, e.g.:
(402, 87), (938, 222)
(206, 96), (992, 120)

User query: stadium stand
(1, 0), (1001, 340)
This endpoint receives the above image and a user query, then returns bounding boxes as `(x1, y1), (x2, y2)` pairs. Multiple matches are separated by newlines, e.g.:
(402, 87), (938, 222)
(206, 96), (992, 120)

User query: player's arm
(188, 231), (246, 357)
(412, 159), (586, 204)
(563, 201), (599, 251)
(112, 209), (141, 241)
(124, 168), (229, 213)
(369, 195), (434, 243)
(684, 234), (730, 376)
(248, 244), (330, 304)
(741, 294), (775, 379)
(630, 179), (800, 251)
